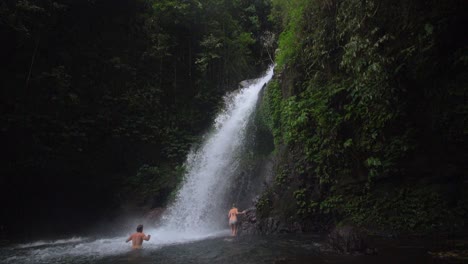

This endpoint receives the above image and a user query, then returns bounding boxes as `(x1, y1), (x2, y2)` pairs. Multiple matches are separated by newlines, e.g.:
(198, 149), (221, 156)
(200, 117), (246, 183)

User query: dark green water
(1, 233), (442, 264)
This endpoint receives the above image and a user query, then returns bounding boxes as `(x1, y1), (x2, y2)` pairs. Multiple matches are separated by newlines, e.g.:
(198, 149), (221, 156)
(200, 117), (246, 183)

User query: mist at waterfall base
(0, 66), (274, 263)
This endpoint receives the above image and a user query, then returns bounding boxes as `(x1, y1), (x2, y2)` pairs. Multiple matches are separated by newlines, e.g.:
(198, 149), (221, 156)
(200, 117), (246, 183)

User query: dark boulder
(238, 207), (258, 235)
(324, 225), (377, 255)
(239, 207), (302, 235)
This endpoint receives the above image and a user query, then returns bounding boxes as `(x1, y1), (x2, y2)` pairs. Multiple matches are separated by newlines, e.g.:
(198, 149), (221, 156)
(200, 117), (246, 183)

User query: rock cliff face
(238, 207), (302, 235)
(249, 0), (467, 239)
(239, 206), (377, 255)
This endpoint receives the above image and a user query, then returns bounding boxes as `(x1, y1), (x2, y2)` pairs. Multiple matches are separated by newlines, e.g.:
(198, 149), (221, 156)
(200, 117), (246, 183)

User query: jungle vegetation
(0, 0), (466, 239)
(258, 0), (467, 234)
(0, 0), (272, 238)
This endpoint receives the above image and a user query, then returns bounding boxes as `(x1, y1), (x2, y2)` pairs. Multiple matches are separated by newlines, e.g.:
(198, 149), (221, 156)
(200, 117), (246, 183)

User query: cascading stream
(159, 65), (274, 234)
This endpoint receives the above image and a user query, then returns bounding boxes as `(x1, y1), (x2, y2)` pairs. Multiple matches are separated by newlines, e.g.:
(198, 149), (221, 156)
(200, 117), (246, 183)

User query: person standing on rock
(126, 224), (151, 249)
(228, 204), (245, 236)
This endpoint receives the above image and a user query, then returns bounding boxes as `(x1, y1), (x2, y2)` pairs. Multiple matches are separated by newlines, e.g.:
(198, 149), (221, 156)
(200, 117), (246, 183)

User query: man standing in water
(126, 224), (151, 249)
(228, 204), (245, 236)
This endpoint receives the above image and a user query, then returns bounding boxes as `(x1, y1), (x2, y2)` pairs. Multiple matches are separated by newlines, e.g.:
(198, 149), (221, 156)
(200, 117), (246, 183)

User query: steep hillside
(257, 0), (467, 234)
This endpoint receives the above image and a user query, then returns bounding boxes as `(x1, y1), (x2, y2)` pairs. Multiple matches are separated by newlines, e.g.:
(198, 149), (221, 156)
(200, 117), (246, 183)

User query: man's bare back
(228, 208), (239, 223)
(126, 225), (151, 249)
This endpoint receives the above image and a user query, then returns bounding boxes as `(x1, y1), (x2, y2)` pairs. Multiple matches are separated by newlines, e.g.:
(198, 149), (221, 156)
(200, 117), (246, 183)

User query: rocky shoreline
(237, 206), (468, 262)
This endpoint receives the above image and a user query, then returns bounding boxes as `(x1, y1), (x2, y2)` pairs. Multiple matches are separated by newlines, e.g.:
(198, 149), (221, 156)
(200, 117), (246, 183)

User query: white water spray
(159, 65), (274, 234)
(2, 66), (274, 264)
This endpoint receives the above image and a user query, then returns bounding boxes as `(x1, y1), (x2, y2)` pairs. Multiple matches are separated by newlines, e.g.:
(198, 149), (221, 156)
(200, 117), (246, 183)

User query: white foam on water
(14, 237), (86, 249)
(4, 230), (230, 264)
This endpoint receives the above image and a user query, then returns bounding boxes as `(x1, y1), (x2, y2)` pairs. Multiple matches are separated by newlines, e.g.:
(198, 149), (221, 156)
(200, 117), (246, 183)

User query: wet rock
(263, 217), (281, 234)
(324, 225), (375, 254)
(258, 216), (303, 234)
(290, 223), (302, 233)
(238, 207), (258, 235)
(239, 208), (303, 235)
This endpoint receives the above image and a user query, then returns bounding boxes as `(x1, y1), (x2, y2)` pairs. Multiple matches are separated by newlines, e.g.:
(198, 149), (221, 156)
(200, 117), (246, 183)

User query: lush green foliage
(343, 187), (466, 233)
(0, 0), (272, 236)
(256, 188), (274, 218)
(259, 0), (467, 234)
(269, 0), (308, 69)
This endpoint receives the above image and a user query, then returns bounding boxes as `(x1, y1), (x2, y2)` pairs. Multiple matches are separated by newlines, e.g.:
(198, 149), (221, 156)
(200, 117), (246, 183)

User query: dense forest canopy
(0, 0), (466, 241)
(0, 0), (272, 238)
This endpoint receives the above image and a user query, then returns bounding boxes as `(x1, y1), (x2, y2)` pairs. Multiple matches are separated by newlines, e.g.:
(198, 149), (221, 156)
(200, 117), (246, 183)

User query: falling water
(0, 66), (433, 264)
(159, 65), (275, 234)
(0, 66), (274, 264)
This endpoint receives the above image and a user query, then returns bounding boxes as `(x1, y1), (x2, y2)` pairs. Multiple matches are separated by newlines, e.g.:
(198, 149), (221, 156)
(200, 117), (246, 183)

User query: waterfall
(159, 66), (274, 235)
(0, 67), (275, 264)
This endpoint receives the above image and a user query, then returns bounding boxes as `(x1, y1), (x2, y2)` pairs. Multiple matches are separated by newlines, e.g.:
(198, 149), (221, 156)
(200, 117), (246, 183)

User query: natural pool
(1, 231), (441, 264)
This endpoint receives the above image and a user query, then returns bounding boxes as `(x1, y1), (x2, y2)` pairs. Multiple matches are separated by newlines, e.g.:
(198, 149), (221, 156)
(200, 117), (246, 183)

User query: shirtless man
(228, 204), (245, 236)
(125, 224), (151, 249)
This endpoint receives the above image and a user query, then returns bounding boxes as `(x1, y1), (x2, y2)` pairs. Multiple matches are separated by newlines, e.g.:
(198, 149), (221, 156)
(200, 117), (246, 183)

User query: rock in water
(325, 225), (374, 254)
